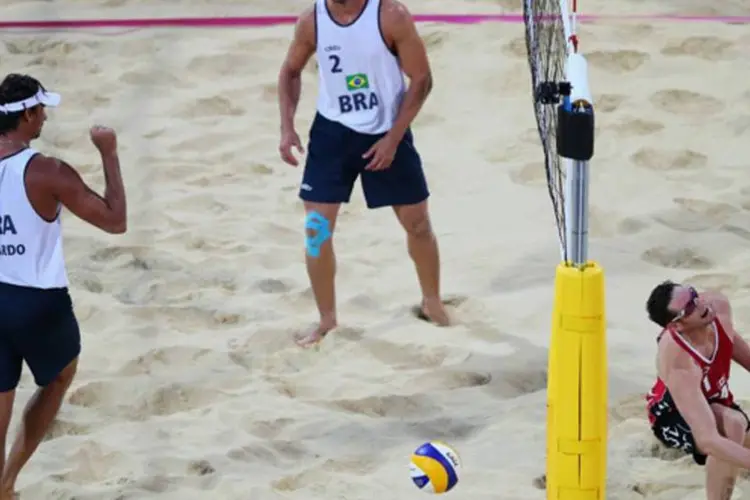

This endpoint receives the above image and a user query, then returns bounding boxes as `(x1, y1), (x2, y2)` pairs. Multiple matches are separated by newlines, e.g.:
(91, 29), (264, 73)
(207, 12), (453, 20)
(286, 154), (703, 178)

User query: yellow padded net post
(547, 262), (606, 499)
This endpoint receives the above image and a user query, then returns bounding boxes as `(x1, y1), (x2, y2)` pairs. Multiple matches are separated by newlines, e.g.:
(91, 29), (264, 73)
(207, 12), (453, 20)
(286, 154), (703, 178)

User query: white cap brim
(39, 90), (61, 108)
(0, 88), (61, 113)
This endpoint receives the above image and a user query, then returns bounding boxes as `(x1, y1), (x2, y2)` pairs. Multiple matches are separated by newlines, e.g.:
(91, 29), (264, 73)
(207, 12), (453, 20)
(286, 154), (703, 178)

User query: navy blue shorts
(299, 113), (430, 209)
(0, 281), (81, 391)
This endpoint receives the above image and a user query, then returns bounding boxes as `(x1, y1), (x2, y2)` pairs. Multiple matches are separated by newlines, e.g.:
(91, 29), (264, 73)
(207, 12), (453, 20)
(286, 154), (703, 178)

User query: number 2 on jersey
(328, 55), (342, 73)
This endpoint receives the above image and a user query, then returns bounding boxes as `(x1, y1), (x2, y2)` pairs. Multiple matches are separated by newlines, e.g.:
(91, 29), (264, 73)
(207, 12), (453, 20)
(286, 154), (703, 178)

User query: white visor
(0, 88), (61, 114)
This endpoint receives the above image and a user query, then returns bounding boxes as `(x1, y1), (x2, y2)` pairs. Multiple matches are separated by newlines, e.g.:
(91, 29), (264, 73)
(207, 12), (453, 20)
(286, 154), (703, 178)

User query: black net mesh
(522, 0), (569, 260)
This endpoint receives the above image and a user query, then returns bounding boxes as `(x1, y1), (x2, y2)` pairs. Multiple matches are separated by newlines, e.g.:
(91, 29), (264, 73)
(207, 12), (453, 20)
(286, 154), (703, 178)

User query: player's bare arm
(29, 131), (127, 235)
(664, 347), (750, 468)
(381, 0), (432, 142)
(278, 8), (316, 134)
(705, 291), (750, 371)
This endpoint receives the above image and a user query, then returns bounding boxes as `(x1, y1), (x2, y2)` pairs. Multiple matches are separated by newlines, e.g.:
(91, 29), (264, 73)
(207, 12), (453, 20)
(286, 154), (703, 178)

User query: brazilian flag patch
(345, 73), (369, 91)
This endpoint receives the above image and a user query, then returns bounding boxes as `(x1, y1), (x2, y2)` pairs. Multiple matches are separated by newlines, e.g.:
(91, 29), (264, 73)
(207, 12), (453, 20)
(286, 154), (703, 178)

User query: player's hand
(363, 134), (398, 171)
(279, 128), (305, 167)
(90, 126), (117, 155)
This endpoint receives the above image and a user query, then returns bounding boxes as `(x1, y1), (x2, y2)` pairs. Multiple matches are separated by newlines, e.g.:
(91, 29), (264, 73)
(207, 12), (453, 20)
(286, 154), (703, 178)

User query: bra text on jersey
(339, 73), (379, 114)
(0, 214), (25, 256)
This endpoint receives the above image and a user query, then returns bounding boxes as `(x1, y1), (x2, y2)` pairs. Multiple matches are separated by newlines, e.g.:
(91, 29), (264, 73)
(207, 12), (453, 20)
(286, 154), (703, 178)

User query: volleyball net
(522, 0), (607, 498)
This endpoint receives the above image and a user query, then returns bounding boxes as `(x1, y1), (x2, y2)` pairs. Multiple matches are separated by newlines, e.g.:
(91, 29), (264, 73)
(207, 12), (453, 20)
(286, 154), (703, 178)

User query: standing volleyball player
(0, 73), (126, 498)
(278, 0), (450, 346)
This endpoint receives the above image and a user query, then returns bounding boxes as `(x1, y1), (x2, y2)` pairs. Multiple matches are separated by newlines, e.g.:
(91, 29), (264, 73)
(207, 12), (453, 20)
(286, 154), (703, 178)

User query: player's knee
(694, 430), (721, 457)
(304, 210), (333, 258)
(396, 206), (433, 240)
(405, 214), (432, 240)
(53, 358), (78, 389)
(723, 411), (747, 443)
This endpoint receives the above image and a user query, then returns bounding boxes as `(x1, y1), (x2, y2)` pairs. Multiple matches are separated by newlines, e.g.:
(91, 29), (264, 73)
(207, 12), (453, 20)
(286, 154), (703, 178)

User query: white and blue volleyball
(409, 441), (461, 494)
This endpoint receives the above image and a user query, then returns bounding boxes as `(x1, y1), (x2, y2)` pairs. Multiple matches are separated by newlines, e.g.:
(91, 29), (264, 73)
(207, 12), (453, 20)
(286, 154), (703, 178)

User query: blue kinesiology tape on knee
(305, 211), (332, 258)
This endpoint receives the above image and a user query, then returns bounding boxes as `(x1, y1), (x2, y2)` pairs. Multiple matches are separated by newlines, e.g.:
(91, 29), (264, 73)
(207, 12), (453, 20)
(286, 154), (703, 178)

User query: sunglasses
(671, 286), (699, 323)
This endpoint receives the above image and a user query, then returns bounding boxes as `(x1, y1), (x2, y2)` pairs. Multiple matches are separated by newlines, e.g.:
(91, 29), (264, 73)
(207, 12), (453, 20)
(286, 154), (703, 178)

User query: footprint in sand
(509, 161), (547, 186)
(89, 245), (140, 265)
(274, 456), (381, 493)
(590, 207), (633, 239)
(640, 246), (713, 270)
(88, 245), (183, 273)
(495, 0), (525, 8)
(322, 393), (441, 419)
(421, 30), (449, 51)
(405, 416), (485, 442)
(630, 436), (690, 464)
(161, 304), (246, 329)
(176, 96), (244, 119)
(44, 419), (91, 441)
(519, 127), (543, 146)
(649, 197), (738, 232)
(485, 365), (548, 399)
(660, 36), (734, 61)
(630, 147), (707, 171)
(70, 271), (105, 294)
(674, 197), (738, 219)
(616, 216), (651, 236)
(729, 115), (750, 137)
(272, 472), (311, 492)
(357, 339), (451, 370)
(721, 223), (750, 242)
(406, 369), (492, 392)
(679, 272), (738, 293)
(116, 346), (219, 376)
(120, 68), (180, 87)
(241, 417), (295, 441)
(611, 118), (664, 137)
(187, 459), (216, 476)
(595, 93), (627, 113)
(628, 480), (701, 498)
(227, 443), (284, 466)
(68, 379), (226, 420)
(649, 89), (724, 115)
(503, 36), (529, 59)
(610, 23), (654, 41)
(255, 278), (293, 294)
(185, 52), (240, 75)
(609, 394), (652, 424)
(168, 132), (237, 154)
(260, 82), (277, 103)
(586, 50), (649, 73)
(415, 112), (446, 128)
(321, 455), (381, 475)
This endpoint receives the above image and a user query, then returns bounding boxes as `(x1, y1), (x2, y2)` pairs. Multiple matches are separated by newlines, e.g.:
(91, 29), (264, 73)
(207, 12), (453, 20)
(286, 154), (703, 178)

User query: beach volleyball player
(646, 281), (750, 499)
(0, 73), (126, 497)
(277, 0), (450, 346)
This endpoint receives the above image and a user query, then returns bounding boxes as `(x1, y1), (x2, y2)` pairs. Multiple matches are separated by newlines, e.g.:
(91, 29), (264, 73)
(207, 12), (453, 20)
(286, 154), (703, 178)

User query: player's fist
(90, 125), (117, 154)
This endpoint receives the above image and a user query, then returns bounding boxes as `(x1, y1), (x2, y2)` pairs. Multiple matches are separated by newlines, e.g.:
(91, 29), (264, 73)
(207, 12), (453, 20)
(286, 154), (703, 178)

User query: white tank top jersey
(314, 0), (406, 134)
(0, 148), (69, 289)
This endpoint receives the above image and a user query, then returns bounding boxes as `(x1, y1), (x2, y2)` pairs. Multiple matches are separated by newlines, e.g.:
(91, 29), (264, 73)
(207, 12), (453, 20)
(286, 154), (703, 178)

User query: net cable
(522, 0), (570, 261)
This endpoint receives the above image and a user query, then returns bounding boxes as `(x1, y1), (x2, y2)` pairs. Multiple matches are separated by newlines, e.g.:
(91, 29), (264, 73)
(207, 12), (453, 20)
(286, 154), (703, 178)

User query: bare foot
(417, 298), (451, 326)
(294, 320), (337, 348)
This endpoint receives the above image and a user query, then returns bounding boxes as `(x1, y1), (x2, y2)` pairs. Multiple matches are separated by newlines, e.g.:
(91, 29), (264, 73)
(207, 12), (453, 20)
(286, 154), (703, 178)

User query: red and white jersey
(646, 318), (734, 424)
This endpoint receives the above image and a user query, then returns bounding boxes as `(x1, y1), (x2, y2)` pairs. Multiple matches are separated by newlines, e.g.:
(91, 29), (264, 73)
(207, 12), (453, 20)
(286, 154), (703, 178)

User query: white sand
(1, 0), (750, 498)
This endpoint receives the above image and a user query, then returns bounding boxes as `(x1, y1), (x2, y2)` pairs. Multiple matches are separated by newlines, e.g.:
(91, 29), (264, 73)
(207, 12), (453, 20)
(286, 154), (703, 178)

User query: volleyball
(409, 441), (461, 494)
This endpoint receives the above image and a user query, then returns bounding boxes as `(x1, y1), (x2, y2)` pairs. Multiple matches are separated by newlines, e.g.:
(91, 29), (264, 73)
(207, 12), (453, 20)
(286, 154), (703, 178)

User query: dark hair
(0, 73), (44, 134)
(646, 280), (677, 327)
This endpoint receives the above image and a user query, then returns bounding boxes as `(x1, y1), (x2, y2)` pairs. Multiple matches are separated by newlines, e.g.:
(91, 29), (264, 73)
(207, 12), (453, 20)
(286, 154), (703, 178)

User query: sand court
(0, 0), (749, 498)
